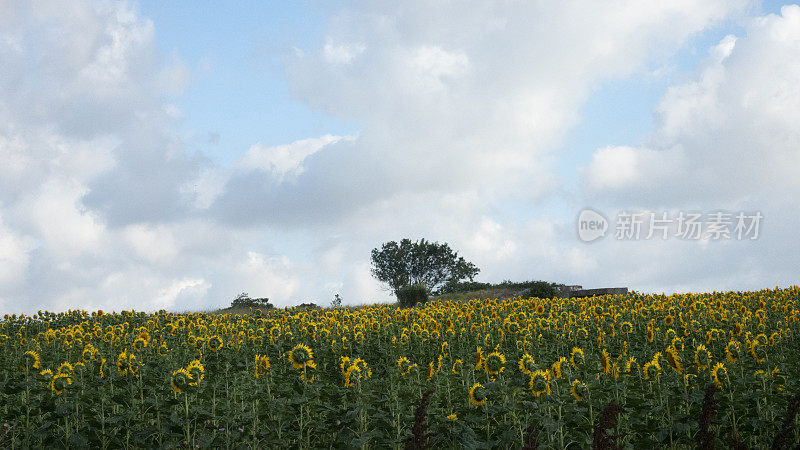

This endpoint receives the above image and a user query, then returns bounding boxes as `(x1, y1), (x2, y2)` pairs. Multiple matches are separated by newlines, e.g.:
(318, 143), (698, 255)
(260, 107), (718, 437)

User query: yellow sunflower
(570, 379), (586, 402)
(483, 351), (506, 376)
(518, 353), (536, 375)
(570, 347), (584, 369)
(665, 347), (683, 374)
(22, 350), (41, 371)
(288, 343), (315, 370)
(711, 362), (727, 388)
(551, 357), (566, 380)
(50, 373), (72, 395)
(600, 348), (611, 374)
(171, 368), (193, 394)
(207, 335), (224, 352)
(469, 382), (487, 406)
(725, 341), (740, 364)
(529, 370), (551, 397)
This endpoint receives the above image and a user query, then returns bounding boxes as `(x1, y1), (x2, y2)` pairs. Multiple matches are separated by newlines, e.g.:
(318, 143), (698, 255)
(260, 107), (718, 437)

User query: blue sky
(1, 0), (800, 313)
(139, 1), (359, 166)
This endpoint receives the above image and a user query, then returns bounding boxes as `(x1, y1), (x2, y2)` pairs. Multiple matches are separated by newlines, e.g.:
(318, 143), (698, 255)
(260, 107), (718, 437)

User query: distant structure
(555, 285), (628, 299)
(555, 285), (584, 297)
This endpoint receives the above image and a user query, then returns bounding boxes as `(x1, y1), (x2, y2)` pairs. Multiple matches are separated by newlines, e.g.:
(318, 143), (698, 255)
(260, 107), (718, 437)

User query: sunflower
(518, 353), (536, 375)
(600, 348), (611, 374)
(725, 341), (740, 364)
(396, 357), (412, 376)
(570, 347), (584, 369)
(484, 351), (506, 376)
(50, 373), (72, 395)
(132, 337), (147, 351)
(99, 358), (107, 378)
(570, 380), (586, 402)
(117, 350), (131, 376)
(769, 332), (779, 346)
(475, 346), (485, 371)
(171, 368), (193, 394)
(128, 353), (140, 375)
(288, 343), (315, 370)
(664, 315), (674, 327)
(711, 362), (727, 388)
(158, 342), (170, 357)
(187, 359), (205, 384)
(344, 364), (362, 387)
(643, 360), (660, 380)
(625, 356), (638, 375)
(469, 382), (487, 406)
(551, 357), (566, 380)
(529, 370), (550, 397)
(207, 335), (224, 352)
(447, 414), (457, 421)
(748, 340), (765, 364)
(451, 359), (463, 374)
(694, 344), (712, 370)
(351, 357), (371, 376)
(22, 350), (41, 371)
(57, 361), (74, 376)
(665, 347), (683, 374)
(339, 356), (352, 375)
(82, 344), (98, 363)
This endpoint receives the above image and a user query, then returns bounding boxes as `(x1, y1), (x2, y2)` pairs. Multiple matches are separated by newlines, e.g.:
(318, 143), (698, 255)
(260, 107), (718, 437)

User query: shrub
(522, 281), (558, 299)
(437, 280), (561, 298)
(396, 284), (429, 308)
(438, 280), (493, 294)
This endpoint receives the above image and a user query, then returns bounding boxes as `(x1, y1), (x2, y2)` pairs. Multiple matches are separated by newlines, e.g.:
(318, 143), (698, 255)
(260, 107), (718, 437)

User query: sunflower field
(1, 287), (800, 448)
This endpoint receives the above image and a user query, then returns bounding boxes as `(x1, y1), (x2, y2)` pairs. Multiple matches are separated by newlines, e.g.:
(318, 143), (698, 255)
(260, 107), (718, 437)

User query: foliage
(230, 292), (274, 310)
(294, 303), (320, 311)
(370, 238), (479, 296)
(331, 294), (342, 309)
(1, 287), (800, 447)
(439, 279), (560, 298)
(396, 284), (430, 308)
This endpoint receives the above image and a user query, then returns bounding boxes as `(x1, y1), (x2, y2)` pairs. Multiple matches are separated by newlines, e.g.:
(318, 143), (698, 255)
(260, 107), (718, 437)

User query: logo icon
(577, 209), (608, 242)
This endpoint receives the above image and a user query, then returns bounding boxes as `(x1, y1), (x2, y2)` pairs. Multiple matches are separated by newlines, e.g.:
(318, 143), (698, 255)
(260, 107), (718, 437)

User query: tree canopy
(370, 238), (479, 295)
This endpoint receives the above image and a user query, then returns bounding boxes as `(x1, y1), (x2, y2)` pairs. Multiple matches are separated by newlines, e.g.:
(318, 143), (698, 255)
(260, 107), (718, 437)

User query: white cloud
(577, 5), (800, 292)
(0, 215), (35, 288)
(407, 45), (469, 92)
(323, 37), (366, 64)
(7, 0), (797, 315)
(585, 5), (800, 205)
(122, 224), (179, 265)
(238, 134), (352, 179)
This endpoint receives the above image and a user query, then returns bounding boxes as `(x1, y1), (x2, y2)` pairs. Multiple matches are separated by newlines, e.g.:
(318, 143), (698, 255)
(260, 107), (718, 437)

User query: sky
(1, 0), (799, 314)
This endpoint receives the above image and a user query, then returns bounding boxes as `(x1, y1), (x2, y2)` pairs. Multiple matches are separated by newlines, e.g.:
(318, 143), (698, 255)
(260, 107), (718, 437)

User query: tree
(231, 292), (274, 309)
(370, 238), (479, 296)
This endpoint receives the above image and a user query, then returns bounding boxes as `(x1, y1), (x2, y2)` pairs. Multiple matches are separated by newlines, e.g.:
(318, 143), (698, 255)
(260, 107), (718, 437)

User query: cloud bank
(3, 0), (799, 314)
